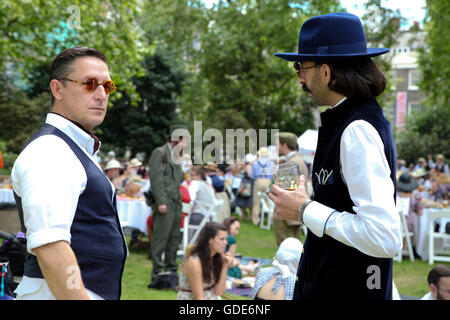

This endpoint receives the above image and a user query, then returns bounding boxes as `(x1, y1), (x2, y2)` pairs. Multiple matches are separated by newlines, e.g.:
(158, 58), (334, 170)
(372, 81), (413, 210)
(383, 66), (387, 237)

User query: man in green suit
(148, 125), (185, 288)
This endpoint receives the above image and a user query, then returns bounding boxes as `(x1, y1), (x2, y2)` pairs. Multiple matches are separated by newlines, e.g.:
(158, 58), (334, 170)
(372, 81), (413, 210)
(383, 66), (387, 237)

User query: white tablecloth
(414, 208), (450, 261)
(116, 198), (152, 234)
(0, 188), (15, 204)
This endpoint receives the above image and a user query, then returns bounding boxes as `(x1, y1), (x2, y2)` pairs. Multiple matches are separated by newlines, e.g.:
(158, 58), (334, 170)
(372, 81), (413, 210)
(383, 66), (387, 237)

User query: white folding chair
(188, 199), (224, 245)
(227, 184), (243, 218)
(428, 209), (450, 265)
(177, 203), (191, 257)
(394, 196), (415, 262)
(258, 191), (274, 230)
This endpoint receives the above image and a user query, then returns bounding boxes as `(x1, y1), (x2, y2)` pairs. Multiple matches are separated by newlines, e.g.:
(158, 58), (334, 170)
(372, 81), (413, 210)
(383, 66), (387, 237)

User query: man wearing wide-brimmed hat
(269, 12), (401, 300)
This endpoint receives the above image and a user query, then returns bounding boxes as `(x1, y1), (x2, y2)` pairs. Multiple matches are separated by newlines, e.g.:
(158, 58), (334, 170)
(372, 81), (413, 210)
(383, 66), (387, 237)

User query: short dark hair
(427, 264), (450, 286)
(49, 47), (107, 105)
(223, 216), (239, 232)
(190, 165), (206, 181)
(325, 58), (386, 100)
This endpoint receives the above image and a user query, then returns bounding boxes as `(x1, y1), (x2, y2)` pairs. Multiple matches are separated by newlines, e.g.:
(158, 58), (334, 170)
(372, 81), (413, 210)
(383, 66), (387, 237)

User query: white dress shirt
(11, 113), (115, 300)
(303, 99), (402, 259)
(188, 179), (215, 215)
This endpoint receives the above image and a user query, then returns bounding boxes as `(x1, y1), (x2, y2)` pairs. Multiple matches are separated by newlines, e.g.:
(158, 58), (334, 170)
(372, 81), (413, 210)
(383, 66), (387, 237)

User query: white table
(116, 198), (152, 234)
(414, 208), (450, 261)
(0, 188), (15, 204)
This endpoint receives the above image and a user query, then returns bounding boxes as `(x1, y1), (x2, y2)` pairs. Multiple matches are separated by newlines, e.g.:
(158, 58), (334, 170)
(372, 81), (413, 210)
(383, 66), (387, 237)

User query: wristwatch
(298, 199), (312, 223)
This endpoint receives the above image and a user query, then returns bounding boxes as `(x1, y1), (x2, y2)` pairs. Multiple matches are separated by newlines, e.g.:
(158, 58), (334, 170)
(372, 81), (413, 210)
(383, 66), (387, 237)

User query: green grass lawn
(121, 215), (449, 300)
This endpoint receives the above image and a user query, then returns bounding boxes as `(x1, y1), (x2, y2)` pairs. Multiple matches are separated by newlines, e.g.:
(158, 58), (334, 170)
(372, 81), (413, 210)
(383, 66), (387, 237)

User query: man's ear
(50, 79), (64, 102)
(430, 283), (438, 299)
(322, 64), (332, 83)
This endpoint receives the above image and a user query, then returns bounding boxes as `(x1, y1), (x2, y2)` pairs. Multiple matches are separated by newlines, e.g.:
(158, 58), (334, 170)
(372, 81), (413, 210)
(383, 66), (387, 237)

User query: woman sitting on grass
(177, 222), (233, 300)
(223, 217), (259, 278)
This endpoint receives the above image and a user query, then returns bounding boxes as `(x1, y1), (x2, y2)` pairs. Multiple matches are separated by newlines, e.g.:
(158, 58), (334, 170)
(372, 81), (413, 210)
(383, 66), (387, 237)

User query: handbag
(239, 178), (252, 198)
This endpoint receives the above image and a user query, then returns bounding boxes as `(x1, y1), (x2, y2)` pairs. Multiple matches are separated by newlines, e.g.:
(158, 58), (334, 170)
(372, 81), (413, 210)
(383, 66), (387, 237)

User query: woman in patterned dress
(177, 222), (233, 300)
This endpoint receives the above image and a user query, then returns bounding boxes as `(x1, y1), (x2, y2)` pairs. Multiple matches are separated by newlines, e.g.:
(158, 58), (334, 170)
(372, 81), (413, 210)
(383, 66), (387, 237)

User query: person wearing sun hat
(249, 147), (275, 226)
(268, 12), (401, 300)
(104, 159), (123, 183)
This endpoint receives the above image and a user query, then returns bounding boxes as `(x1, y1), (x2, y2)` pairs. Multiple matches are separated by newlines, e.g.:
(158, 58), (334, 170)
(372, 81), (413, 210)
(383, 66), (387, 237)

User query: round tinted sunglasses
(59, 77), (117, 94)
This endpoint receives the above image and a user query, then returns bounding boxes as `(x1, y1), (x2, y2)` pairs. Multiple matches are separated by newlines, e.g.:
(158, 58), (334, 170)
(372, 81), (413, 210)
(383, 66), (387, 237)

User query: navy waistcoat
(294, 97), (397, 300)
(14, 124), (127, 300)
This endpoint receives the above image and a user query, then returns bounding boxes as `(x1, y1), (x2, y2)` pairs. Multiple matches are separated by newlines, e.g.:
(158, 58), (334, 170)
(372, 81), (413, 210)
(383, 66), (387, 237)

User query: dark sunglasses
(59, 77), (117, 94)
(293, 62), (321, 73)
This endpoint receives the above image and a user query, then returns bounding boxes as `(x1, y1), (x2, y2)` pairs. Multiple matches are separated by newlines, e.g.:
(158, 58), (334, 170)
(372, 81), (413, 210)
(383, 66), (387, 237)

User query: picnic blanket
(224, 255), (274, 298)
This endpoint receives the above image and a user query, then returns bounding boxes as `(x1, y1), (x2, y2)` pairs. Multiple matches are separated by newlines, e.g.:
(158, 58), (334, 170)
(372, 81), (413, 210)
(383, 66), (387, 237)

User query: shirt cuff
(303, 201), (336, 237)
(26, 228), (71, 254)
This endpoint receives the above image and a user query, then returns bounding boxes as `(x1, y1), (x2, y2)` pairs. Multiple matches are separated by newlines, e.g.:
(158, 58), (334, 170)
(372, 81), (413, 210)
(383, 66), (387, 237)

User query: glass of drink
(273, 162), (299, 191)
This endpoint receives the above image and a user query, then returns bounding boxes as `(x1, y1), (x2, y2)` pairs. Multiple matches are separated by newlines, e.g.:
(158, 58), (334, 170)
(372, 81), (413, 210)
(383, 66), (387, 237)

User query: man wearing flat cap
(273, 132), (309, 246)
(269, 12), (402, 300)
(147, 124), (186, 288)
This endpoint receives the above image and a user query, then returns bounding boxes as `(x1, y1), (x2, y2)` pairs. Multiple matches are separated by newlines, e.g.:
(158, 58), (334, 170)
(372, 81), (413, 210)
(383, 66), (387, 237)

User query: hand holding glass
(273, 162), (300, 191)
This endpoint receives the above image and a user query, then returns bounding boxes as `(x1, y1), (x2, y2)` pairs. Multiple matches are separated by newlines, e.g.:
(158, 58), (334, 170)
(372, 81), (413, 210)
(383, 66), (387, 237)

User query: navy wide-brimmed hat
(275, 12), (389, 62)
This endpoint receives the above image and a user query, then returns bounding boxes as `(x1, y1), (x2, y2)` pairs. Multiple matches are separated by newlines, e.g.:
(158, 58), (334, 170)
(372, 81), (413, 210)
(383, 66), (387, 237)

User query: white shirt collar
(45, 113), (100, 157)
(286, 151), (297, 160)
(330, 96), (347, 109)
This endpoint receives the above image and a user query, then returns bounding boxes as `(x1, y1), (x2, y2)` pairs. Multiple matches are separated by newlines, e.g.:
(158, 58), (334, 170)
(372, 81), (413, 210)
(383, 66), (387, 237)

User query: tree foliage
(417, 0), (450, 109)
(395, 103), (450, 165)
(0, 0), (423, 166)
(0, 72), (50, 153)
(197, 0), (342, 136)
(0, 0), (151, 104)
(396, 0), (450, 164)
(98, 50), (185, 162)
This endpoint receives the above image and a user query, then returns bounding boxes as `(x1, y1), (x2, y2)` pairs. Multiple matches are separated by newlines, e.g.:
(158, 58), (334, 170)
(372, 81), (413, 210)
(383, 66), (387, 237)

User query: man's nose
(296, 71), (305, 84)
(94, 84), (108, 100)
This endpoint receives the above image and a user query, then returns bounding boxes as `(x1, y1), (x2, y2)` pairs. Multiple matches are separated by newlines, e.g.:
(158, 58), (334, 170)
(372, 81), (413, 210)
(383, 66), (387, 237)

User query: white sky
(341, 0), (426, 27)
(203, 0), (427, 27)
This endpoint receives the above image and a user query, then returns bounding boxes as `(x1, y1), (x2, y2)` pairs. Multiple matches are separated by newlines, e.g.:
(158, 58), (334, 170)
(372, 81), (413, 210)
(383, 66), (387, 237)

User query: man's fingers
(270, 183), (282, 196)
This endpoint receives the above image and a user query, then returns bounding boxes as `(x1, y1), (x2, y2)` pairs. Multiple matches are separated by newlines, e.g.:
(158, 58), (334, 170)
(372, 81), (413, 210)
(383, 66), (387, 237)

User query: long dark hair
(326, 58), (386, 100)
(188, 222), (228, 285)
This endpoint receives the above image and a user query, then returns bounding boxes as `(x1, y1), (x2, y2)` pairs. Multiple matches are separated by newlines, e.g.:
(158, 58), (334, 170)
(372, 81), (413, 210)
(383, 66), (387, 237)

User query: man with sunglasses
(268, 13), (402, 300)
(11, 47), (126, 300)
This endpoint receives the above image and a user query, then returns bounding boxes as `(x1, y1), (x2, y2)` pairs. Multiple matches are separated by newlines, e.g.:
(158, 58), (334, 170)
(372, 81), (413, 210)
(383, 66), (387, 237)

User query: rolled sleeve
(12, 135), (86, 254)
(26, 228), (71, 253)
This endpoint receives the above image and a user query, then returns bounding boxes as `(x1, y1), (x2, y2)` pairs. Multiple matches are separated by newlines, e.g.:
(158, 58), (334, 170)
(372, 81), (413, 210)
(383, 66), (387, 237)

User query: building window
(408, 101), (422, 116)
(408, 70), (420, 90)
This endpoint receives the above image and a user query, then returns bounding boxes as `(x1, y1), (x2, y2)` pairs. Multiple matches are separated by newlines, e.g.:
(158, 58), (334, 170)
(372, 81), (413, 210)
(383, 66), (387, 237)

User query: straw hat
(257, 147), (271, 158)
(205, 162), (218, 172)
(129, 158), (142, 167)
(411, 168), (427, 178)
(104, 159), (123, 171)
